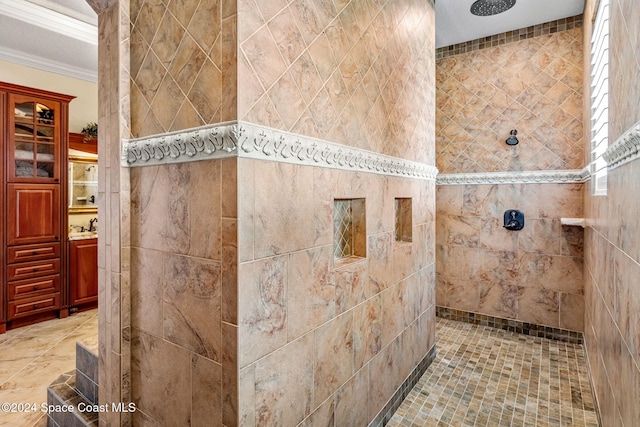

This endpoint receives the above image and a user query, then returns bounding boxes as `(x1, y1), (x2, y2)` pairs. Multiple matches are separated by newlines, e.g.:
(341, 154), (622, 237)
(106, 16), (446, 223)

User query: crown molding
(603, 120), (640, 170)
(122, 121), (439, 181)
(0, 46), (97, 83)
(0, 0), (98, 45)
(436, 168), (590, 185)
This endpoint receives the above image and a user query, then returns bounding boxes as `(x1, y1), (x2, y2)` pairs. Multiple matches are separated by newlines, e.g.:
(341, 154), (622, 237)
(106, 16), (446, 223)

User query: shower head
(470, 0), (516, 17)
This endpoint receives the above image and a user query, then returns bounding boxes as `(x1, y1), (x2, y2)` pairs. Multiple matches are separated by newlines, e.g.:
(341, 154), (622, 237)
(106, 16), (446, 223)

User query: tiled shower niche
(333, 198), (366, 263)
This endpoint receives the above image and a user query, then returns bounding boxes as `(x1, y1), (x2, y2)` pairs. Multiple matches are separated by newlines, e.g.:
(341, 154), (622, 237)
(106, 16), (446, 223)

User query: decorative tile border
(436, 15), (583, 59)
(436, 306), (584, 344)
(369, 345), (437, 427)
(603, 119), (640, 170)
(122, 121), (439, 181)
(436, 168), (590, 185)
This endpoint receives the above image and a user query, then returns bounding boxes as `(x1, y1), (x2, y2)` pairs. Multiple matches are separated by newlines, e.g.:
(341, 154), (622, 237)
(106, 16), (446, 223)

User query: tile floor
(388, 318), (600, 427)
(0, 312), (601, 427)
(0, 310), (98, 427)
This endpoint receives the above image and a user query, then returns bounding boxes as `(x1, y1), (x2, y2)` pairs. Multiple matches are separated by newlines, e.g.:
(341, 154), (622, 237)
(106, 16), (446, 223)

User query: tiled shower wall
(435, 22), (585, 331)
(237, 160), (436, 425)
(436, 24), (584, 174)
(238, 0), (435, 164)
(125, 0), (437, 425)
(236, 0), (437, 424)
(583, 0), (640, 425)
(436, 183), (584, 330)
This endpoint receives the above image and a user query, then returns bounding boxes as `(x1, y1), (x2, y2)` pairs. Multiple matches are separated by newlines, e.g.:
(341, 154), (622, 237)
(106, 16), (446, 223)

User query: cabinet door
(69, 239), (98, 306)
(7, 184), (61, 245)
(8, 94), (61, 182)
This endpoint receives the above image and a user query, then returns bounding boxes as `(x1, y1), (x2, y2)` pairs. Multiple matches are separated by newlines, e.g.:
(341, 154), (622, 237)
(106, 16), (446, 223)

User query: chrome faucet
(89, 217), (98, 232)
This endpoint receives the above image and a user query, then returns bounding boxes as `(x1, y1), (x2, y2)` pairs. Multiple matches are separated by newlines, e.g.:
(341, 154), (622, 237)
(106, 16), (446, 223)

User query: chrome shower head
(470, 0), (516, 16)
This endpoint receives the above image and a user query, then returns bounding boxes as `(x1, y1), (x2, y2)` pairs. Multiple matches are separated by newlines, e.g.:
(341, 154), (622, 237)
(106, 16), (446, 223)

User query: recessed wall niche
(333, 198), (366, 263)
(395, 198), (413, 243)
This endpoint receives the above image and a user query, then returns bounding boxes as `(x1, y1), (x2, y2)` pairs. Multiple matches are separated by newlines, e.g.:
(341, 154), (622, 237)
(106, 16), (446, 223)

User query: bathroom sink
(68, 231), (98, 240)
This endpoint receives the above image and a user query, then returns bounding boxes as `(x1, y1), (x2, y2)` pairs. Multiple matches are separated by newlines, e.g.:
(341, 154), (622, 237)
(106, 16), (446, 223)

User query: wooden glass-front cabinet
(1, 82), (74, 333)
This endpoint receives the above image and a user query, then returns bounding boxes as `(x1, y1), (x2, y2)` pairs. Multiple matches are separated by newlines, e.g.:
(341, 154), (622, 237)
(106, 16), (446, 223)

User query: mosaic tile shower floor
(388, 318), (599, 427)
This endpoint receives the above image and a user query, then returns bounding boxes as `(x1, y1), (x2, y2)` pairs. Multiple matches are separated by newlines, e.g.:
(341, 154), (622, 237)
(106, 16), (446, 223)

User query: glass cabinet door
(9, 95), (60, 182)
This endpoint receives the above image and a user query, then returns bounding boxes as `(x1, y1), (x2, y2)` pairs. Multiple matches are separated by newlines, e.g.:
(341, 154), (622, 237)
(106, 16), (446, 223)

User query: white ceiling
(0, 0), (586, 83)
(436, 0), (586, 48)
(0, 0), (97, 82)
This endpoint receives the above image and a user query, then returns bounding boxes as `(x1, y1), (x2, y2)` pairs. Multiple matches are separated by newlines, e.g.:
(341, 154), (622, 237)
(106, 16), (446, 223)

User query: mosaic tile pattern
(388, 318), (600, 427)
(437, 306), (583, 345)
(436, 15), (583, 59)
(436, 26), (584, 174)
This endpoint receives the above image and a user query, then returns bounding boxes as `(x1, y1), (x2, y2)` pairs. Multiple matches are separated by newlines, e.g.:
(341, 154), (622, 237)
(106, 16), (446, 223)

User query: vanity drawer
(8, 293), (60, 319)
(8, 275), (60, 300)
(7, 258), (60, 281)
(7, 242), (60, 263)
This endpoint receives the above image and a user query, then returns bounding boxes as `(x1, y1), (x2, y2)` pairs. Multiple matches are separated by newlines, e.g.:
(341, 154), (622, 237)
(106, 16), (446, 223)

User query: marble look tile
(559, 293), (584, 331)
(163, 254), (222, 361)
(479, 283), (519, 319)
(518, 287), (559, 327)
(334, 367), (369, 426)
(353, 294), (382, 370)
(536, 254), (583, 294)
(367, 232), (394, 293)
(238, 365), (255, 427)
(298, 397), (334, 426)
(314, 312), (354, 407)
(131, 328), (191, 425)
(221, 323), (238, 426)
(255, 334), (314, 425)
(222, 218), (238, 324)
(252, 161), (324, 258)
(191, 354), (222, 426)
(131, 247), (163, 337)
(368, 337), (402, 420)
(237, 256), (288, 367)
(287, 246), (335, 340)
(130, 162), (222, 260)
(335, 259), (368, 314)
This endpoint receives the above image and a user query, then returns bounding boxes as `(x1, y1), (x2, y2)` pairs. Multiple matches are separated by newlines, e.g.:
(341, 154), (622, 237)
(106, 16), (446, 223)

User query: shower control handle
(503, 209), (524, 231)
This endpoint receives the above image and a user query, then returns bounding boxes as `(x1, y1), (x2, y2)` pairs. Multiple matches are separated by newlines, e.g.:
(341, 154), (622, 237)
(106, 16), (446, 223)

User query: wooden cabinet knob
(33, 304), (39, 309)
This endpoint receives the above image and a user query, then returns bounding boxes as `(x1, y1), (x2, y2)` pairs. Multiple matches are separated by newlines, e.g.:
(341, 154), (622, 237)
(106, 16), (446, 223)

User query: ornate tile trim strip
(603, 120), (640, 170)
(436, 168), (590, 185)
(122, 121), (439, 181)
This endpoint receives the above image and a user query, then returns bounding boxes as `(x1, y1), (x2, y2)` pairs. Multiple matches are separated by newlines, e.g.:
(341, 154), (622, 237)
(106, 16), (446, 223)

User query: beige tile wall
(435, 24), (586, 333)
(237, 159), (436, 425)
(437, 183), (584, 330)
(123, 0), (437, 425)
(128, 159), (237, 425)
(129, 0), (232, 137)
(583, 0), (640, 425)
(436, 26), (584, 174)
(238, 0), (436, 163)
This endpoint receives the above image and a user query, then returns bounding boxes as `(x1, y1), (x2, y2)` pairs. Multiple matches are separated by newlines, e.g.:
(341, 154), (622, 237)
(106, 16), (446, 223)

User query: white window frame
(590, 0), (609, 195)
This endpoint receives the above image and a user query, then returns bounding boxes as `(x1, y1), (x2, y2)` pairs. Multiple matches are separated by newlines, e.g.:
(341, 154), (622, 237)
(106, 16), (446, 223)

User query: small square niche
(333, 198), (366, 262)
(395, 198), (412, 243)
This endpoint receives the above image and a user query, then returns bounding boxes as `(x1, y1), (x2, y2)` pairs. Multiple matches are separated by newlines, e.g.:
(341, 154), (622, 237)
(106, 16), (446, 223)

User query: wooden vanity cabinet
(68, 238), (98, 309)
(1, 82), (74, 332)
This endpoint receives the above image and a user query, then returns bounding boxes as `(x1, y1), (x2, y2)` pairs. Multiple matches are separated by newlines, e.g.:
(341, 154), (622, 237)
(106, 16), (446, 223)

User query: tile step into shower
(46, 343), (99, 427)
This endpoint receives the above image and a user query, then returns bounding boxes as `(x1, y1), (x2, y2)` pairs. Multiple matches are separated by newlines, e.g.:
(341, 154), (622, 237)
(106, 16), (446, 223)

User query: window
(590, 0), (609, 195)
